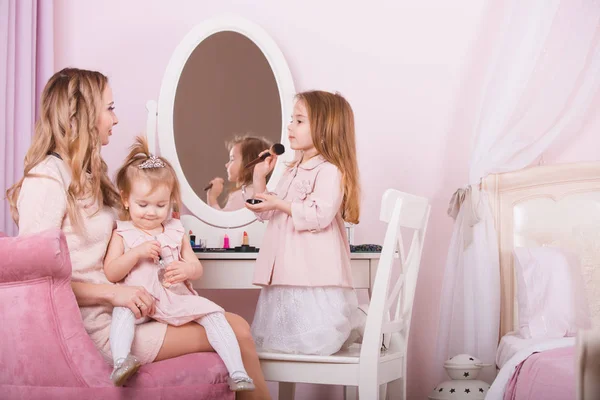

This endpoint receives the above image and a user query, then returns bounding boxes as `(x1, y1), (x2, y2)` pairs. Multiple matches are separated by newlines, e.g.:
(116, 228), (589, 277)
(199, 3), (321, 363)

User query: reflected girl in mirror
(207, 134), (273, 211)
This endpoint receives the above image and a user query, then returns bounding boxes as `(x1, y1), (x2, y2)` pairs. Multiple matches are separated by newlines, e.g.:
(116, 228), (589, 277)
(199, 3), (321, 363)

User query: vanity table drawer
(350, 259), (371, 289)
(193, 259), (258, 290)
(192, 258), (376, 290)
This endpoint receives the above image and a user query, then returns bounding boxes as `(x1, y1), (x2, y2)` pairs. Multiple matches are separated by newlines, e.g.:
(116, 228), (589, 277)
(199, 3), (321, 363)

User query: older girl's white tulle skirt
(251, 285), (359, 356)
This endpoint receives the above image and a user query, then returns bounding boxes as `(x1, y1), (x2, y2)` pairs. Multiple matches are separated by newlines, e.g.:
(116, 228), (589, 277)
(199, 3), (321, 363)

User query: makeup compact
(242, 185), (264, 205)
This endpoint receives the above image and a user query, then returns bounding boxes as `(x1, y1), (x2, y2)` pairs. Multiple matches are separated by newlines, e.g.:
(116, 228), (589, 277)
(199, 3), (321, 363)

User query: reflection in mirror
(173, 31), (282, 212)
(205, 134), (273, 211)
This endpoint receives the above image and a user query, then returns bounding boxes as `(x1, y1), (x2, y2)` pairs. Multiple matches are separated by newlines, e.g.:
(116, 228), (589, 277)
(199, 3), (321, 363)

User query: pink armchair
(0, 228), (233, 400)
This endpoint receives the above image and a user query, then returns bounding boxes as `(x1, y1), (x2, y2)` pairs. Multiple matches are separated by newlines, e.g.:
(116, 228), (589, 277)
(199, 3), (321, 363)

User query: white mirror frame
(147, 16), (295, 228)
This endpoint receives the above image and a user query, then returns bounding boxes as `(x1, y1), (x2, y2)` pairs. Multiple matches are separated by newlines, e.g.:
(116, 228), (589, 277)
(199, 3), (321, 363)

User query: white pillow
(513, 246), (591, 339)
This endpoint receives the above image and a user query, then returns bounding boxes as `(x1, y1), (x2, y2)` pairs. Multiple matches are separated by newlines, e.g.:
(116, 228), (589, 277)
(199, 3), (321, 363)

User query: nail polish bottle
(154, 236), (170, 288)
(223, 234), (230, 249)
(189, 230), (196, 247)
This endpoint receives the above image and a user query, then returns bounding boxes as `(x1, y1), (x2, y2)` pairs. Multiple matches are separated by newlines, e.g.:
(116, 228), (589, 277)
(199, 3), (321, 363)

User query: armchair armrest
(0, 228), (72, 283)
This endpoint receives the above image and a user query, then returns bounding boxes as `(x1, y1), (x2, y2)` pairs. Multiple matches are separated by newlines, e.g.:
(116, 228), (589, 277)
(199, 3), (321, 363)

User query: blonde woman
(6, 68), (269, 399)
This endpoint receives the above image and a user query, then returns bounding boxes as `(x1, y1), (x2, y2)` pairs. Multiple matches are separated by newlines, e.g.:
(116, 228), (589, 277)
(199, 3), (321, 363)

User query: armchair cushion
(0, 228), (71, 283)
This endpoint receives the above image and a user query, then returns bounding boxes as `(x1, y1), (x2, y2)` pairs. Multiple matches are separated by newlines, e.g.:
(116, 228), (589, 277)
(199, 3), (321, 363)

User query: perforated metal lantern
(428, 354), (492, 400)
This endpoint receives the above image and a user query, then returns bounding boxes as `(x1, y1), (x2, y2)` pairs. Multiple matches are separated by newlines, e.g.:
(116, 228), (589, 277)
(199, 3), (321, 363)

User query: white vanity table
(191, 252), (381, 292)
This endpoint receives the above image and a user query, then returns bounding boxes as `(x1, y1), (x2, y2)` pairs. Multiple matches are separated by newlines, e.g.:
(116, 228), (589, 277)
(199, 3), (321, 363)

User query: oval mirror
(154, 16), (295, 228)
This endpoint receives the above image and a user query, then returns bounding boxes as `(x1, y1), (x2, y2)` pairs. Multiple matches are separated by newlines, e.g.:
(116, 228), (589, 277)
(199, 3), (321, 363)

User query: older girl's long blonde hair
(115, 136), (181, 220)
(6, 68), (120, 227)
(295, 90), (361, 224)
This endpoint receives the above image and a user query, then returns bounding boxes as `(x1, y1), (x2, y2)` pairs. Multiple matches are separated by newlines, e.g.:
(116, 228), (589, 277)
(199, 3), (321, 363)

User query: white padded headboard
(484, 162), (600, 338)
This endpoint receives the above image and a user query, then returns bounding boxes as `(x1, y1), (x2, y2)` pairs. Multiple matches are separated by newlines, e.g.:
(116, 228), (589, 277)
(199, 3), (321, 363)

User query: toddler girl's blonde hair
(115, 136), (181, 220)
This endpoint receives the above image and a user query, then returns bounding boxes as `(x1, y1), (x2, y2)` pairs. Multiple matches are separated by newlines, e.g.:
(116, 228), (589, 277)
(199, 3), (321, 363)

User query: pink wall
(53, 1), (600, 399)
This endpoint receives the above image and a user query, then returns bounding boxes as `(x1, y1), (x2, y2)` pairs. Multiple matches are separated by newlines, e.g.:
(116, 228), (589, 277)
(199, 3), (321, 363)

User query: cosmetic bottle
(223, 234), (230, 249)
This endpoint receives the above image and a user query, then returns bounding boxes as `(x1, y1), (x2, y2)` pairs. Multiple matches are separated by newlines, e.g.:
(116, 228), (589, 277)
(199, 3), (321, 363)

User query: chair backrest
(359, 189), (430, 394)
(0, 229), (112, 387)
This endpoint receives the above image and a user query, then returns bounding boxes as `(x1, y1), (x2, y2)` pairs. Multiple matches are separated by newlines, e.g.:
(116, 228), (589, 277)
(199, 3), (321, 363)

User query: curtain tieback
(447, 187), (469, 220)
(448, 185), (483, 248)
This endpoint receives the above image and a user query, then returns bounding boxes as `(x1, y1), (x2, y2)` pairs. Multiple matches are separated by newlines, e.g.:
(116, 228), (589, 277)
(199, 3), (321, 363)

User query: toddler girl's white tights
(198, 312), (250, 381)
(110, 307), (136, 364)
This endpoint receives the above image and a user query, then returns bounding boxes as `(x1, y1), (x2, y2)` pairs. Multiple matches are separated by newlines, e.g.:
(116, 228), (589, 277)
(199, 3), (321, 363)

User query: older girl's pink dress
(250, 155), (360, 356)
(117, 219), (223, 326)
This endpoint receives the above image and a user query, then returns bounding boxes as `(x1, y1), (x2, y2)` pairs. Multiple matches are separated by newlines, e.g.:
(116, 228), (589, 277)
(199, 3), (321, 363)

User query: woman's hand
(133, 240), (161, 263)
(245, 192), (281, 213)
(252, 150), (277, 179)
(207, 177), (225, 199)
(164, 261), (198, 285)
(110, 285), (157, 319)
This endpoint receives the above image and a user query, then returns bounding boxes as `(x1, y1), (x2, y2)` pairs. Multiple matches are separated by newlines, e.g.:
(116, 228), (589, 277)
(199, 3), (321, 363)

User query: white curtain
(0, 0), (54, 236)
(437, 0), (600, 383)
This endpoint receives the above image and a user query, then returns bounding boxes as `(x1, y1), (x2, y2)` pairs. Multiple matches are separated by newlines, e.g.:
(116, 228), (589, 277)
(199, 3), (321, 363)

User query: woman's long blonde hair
(6, 68), (120, 227)
(295, 90), (361, 224)
(115, 136), (181, 220)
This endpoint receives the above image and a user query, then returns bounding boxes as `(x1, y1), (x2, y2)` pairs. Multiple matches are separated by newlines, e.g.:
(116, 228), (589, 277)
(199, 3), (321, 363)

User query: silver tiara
(139, 155), (165, 169)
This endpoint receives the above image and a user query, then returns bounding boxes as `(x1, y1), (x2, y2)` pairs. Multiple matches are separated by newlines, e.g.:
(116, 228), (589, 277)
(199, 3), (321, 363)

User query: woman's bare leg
(154, 322), (213, 361)
(154, 312), (270, 400)
(225, 312), (270, 399)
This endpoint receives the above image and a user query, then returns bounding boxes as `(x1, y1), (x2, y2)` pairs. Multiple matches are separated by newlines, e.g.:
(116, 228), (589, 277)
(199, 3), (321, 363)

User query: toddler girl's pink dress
(116, 218), (223, 326)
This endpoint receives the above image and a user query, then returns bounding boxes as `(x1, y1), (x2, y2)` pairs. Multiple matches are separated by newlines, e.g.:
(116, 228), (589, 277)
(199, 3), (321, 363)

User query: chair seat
(258, 344), (406, 387)
(258, 344), (404, 364)
(126, 352), (229, 387)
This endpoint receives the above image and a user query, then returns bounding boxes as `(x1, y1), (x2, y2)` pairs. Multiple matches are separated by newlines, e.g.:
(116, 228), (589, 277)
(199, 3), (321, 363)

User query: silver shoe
(227, 375), (255, 391)
(110, 354), (141, 387)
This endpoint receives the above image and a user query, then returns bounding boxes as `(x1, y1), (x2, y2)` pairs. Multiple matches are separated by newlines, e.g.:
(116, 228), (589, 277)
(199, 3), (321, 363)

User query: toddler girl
(104, 137), (254, 391)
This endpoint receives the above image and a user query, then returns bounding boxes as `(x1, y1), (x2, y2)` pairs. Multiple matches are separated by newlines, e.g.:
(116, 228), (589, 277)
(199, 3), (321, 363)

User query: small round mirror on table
(146, 16), (295, 246)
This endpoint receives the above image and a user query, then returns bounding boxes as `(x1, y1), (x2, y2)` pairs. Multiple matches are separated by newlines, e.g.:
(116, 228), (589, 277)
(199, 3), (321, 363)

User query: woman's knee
(225, 312), (253, 342)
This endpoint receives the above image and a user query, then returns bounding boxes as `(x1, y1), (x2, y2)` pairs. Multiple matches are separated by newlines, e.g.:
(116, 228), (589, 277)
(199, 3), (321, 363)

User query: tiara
(139, 155), (165, 169)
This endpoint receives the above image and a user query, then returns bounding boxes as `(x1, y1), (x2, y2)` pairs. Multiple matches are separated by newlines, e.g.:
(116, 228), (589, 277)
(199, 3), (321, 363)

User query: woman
(6, 68), (269, 399)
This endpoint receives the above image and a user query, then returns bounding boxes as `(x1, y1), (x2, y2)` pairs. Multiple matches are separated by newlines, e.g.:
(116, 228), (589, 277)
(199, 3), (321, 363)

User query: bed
(481, 161), (600, 400)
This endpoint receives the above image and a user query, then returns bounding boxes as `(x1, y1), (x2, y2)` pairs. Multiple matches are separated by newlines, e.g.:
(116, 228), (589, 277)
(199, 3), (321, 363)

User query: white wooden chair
(258, 189), (431, 400)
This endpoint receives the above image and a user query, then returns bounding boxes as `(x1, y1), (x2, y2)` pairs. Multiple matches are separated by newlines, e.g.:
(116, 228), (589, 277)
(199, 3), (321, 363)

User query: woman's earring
(125, 205), (129, 211)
